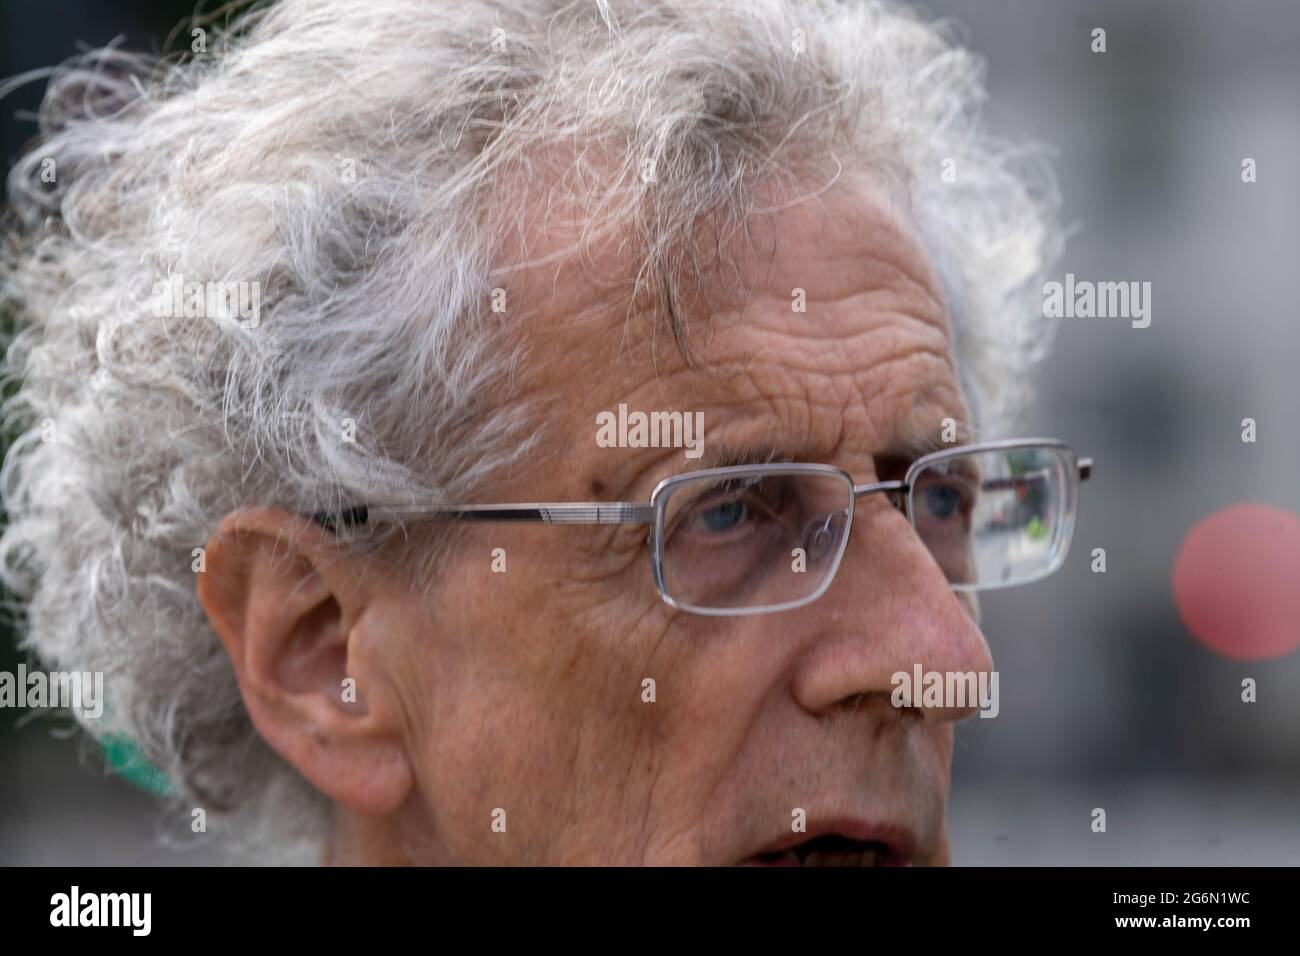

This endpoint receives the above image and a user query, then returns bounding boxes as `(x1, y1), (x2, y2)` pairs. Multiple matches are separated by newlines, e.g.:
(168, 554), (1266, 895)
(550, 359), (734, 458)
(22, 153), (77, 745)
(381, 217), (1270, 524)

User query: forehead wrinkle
(596, 334), (957, 498)
(701, 327), (962, 455)
(846, 347), (969, 455)
(507, 166), (969, 498)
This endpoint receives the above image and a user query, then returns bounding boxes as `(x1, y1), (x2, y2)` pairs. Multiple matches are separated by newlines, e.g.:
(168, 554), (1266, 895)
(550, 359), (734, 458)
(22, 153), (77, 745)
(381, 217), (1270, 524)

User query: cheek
(633, 621), (812, 855)
(413, 680), (581, 863)
(393, 554), (700, 862)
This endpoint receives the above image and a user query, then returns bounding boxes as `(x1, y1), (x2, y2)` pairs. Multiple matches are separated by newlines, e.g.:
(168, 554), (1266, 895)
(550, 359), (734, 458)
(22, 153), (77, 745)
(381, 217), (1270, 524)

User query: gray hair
(0, 0), (1060, 859)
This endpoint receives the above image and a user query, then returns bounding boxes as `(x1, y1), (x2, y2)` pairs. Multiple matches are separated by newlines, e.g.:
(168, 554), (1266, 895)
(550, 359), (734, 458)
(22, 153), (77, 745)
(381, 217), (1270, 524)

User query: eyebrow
(614, 395), (973, 501)
(874, 430), (958, 468)
(674, 426), (962, 481)
(918, 428), (962, 458)
(691, 443), (792, 471)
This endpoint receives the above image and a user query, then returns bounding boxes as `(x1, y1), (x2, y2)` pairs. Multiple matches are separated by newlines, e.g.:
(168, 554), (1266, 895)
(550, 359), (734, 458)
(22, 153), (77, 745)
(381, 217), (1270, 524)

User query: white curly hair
(0, 0), (1060, 860)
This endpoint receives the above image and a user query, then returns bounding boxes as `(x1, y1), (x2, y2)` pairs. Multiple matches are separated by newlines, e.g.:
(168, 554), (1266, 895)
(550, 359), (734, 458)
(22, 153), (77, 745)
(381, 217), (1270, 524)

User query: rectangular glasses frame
(319, 438), (1093, 616)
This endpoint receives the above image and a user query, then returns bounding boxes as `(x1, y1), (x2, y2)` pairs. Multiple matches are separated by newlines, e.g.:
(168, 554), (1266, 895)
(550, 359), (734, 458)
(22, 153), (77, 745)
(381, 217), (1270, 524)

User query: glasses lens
(909, 445), (1078, 589)
(657, 467), (854, 612)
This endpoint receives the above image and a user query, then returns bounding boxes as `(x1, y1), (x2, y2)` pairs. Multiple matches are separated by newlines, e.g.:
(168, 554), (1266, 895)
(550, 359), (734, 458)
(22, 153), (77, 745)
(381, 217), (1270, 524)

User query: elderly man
(1, 0), (1083, 865)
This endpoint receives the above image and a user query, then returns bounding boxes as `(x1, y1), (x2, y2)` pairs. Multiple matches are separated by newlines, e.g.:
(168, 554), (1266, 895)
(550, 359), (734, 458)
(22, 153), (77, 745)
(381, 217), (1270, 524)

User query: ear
(196, 508), (414, 816)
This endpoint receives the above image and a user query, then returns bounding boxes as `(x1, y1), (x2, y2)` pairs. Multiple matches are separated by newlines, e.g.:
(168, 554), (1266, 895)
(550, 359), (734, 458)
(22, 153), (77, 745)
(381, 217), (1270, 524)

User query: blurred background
(2, 0), (1298, 865)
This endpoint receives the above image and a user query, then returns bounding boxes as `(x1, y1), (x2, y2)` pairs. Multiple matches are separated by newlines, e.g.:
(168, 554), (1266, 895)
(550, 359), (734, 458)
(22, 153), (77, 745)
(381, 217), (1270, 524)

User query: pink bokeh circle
(1171, 503), (1300, 660)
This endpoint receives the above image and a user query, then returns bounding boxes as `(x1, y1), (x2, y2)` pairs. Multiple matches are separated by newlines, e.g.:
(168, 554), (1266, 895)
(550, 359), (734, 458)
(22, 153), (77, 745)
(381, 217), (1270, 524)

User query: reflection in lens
(909, 446), (1077, 590)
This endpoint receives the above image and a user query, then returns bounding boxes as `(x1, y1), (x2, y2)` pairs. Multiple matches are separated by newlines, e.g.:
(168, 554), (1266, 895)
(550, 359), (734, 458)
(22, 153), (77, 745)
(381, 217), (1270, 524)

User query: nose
(790, 495), (993, 721)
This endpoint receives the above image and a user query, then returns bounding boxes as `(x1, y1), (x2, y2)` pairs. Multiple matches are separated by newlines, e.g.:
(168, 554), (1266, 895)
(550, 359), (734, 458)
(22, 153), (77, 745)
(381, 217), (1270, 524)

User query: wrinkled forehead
(487, 169), (967, 490)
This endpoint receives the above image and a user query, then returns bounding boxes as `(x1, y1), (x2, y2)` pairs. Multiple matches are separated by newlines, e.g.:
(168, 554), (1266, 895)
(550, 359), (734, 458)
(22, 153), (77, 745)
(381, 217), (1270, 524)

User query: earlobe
(196, 508), (415, 817)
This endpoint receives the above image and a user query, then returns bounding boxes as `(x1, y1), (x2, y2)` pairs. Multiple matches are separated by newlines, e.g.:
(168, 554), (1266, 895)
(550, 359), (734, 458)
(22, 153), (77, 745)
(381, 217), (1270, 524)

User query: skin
(197, 172), (993, 865)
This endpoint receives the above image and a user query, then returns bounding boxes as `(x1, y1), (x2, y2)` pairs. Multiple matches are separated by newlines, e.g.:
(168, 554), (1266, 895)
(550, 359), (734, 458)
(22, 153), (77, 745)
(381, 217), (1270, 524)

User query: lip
(740, 818), (917, 867)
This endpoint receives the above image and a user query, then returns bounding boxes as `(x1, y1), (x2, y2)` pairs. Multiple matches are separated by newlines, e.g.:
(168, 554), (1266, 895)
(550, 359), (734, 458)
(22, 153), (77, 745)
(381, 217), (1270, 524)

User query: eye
(697, 497), (747, 533)
(671, 476), (784, 542)
(921, 483), (963, 520)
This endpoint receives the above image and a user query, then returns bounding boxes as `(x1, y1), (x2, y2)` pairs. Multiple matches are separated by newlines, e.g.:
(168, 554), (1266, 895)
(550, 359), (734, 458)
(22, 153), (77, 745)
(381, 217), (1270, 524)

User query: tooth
(808, 852), (850, 867)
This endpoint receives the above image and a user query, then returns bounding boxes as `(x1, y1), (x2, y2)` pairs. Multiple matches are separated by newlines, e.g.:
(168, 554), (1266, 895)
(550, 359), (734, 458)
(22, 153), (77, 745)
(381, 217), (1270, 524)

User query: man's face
(374, 176), (993, 865)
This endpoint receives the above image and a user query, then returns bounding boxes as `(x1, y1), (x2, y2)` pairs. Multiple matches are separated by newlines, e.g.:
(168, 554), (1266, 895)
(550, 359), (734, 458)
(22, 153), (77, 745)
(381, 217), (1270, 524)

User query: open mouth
(744, 834), (910, 867)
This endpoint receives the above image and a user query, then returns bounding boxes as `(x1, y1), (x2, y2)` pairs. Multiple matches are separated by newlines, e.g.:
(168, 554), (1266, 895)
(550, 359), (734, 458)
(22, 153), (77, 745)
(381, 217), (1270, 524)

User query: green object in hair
(102, 735), (172, 795)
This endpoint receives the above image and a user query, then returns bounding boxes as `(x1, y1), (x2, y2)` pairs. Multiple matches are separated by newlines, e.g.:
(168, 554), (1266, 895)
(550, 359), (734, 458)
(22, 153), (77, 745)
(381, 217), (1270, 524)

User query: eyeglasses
(316, 439), (1091, 617)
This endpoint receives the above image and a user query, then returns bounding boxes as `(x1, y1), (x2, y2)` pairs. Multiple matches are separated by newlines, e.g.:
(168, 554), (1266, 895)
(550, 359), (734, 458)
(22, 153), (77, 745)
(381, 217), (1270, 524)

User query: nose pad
(802, 509), (850, 564)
